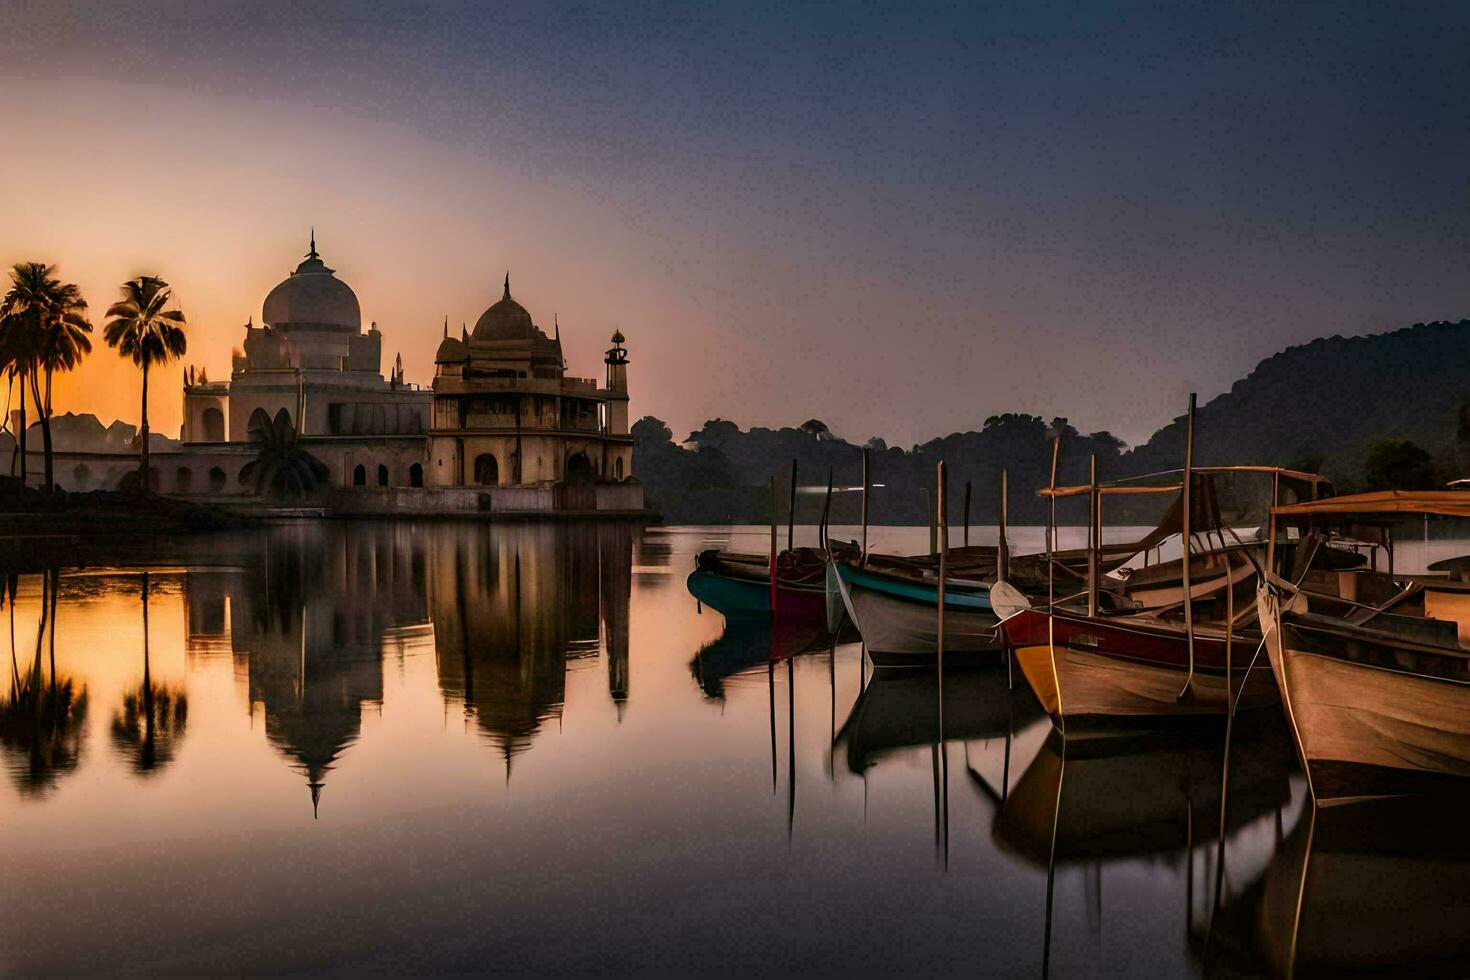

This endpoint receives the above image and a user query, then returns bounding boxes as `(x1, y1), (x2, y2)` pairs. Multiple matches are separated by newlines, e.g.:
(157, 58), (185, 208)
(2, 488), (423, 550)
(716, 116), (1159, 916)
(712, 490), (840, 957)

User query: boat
(687, 542), (856, 621)
(1001, 459), (1347, 734)
(1258, 490), (1470, 804)
(830, 561), (1011, 667)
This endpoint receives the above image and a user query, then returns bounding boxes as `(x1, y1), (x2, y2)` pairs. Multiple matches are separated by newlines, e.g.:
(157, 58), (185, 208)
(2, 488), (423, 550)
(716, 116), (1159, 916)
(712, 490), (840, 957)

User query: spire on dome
(554, 313), (559, 341)
(307, 228), (319, 260)
(503, 271), (511, 300)
(443, 316), (448, 339)
(461, 322), (468, 343)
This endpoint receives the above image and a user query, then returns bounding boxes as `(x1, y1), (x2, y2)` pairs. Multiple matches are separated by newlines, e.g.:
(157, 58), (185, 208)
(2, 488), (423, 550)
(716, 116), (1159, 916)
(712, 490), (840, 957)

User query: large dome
(471, 274), (538, 341)
(262, 238), (361, 331)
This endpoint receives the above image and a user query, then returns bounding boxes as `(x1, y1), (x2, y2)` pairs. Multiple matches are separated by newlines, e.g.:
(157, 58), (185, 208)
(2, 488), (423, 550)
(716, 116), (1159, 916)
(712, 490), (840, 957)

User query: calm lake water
(1, 522), (1465, 975)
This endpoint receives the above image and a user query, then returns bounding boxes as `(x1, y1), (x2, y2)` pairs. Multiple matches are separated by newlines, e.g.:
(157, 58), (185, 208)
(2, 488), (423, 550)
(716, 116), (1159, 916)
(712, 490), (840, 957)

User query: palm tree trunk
(139, 359), (150, 492)
(16, 363), (27, 489)
(30, 368), (52, 492)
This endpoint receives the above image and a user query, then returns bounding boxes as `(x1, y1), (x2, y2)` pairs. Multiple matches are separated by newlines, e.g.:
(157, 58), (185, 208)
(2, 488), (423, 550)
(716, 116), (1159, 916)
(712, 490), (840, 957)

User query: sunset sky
(3, 1), (1468, 446)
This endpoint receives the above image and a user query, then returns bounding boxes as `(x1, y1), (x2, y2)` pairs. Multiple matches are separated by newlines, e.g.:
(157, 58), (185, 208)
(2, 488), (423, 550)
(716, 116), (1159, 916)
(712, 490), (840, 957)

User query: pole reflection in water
(0, 525), (1465, 975)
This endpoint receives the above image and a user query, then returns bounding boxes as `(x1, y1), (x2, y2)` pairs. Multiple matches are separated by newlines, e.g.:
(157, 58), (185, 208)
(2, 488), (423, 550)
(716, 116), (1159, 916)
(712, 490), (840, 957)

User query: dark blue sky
(4, 1), (1468, 443)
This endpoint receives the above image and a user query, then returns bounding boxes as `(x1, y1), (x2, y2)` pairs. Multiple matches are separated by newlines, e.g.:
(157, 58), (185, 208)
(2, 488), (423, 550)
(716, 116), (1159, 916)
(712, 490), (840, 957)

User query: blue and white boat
(831, 561), (1010, 667)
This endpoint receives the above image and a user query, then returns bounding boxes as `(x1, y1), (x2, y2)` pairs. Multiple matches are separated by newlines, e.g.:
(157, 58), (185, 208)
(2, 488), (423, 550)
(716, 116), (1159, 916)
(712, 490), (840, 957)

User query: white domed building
(180, 235), (433, 489)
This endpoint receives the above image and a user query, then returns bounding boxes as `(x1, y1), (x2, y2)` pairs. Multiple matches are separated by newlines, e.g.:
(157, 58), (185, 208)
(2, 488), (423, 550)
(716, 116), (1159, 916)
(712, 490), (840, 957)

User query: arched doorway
(201, 407), (225, 441)
(565, 452), (594, 483)
(409, 463), (423, 488)
(474, 454), (498, 486)
(73, 463), (91, 489)
(377, 464), (389, 486)
(353, 464), (367, 486)
(208, 467), (227, 492)
(176, 466), (193, 493)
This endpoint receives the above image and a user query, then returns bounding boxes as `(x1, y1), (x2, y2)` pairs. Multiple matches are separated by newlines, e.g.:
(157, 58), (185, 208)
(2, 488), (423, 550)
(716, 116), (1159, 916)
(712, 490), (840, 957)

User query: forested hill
(633, 319), (1470, 524)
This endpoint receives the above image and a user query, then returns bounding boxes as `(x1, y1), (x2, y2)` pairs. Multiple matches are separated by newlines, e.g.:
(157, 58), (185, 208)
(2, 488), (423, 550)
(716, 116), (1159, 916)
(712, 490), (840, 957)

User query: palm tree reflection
(110, 571), (188, 776)
(0, 569), (88, 796)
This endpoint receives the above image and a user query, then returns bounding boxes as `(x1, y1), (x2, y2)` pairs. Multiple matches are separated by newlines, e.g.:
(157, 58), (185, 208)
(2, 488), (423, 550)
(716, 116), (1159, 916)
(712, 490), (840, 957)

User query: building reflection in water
(182, 522), (635, 806)
(430, 523), (634, 774)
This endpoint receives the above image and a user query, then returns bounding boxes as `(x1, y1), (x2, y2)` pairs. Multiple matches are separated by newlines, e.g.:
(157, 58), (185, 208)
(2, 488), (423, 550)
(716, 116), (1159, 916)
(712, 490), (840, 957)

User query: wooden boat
(830, 561), (1008, 667)
(1259, 490), (1470, 804)
(687, 544), (854, 621)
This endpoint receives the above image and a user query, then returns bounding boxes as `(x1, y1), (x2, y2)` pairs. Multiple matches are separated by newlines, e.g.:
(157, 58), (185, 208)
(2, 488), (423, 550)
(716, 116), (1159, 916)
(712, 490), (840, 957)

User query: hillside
(635, 319), (1470, 523)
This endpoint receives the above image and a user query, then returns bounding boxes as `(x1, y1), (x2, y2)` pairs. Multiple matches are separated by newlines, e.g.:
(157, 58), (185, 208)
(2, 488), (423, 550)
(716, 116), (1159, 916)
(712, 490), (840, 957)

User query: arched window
(176, 466), (193, 493)
(353, 464), (367, 486)
(201, 407), (225, 441)
(614, 457), (624, 480)
(565, 452), (594, 484)
(409, 463), (424, 488)
(208, 467), (227, 492)
(474, 454), (498, 486)
(377, 464), (389, 486)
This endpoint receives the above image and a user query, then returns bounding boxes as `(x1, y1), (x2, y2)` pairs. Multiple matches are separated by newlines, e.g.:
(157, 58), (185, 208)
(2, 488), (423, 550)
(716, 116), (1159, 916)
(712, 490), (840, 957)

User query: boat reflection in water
(180, 522), (635, 807)
(836, 664), (1043, 774)
(1205, 794), (1470, 976)
(986, 715), (1295, 975)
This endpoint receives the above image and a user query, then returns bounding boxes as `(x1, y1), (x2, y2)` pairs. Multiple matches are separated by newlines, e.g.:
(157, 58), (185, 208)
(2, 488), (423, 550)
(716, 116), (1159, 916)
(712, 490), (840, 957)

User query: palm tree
(2, 263), (92, 490)
(0, 296), (40, 489)
(104, 277), (186, 492)
(239, 408), (330, 500)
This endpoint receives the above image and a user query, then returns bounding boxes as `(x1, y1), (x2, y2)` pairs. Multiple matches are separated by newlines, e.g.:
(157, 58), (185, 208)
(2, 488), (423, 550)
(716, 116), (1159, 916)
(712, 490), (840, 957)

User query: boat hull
(1261, 591), (1470, 803)
(1005, 608), (1272, 734)
(686, 568), (826, 621)
(835, 564), (1003, 666)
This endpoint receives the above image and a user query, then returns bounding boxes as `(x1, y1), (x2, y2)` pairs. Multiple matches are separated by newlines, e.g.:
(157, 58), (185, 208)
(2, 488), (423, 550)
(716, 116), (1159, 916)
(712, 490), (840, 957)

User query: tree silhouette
(239, 408), (330, 500)
(0, 569), (88, 796)
(110, 572), (187, 776)
(1363, 439), (1438, 491)
(1, 263), (91, 490)
(104, 277), (187, 493)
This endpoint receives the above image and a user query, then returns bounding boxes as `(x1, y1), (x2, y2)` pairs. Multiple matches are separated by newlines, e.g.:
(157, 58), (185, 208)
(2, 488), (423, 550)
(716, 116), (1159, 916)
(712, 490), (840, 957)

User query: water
(0, 522), (1464, 975)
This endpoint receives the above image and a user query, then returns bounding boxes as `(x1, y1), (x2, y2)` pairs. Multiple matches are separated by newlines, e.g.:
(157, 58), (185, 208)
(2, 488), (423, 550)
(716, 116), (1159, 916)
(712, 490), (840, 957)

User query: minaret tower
(604, 330), (630, 436)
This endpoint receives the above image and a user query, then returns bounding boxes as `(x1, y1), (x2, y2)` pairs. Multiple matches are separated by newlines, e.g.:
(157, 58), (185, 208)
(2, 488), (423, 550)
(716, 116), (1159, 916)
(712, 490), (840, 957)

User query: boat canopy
(1039, 465), (1331, 499)
(1273, 489), (1470, 519)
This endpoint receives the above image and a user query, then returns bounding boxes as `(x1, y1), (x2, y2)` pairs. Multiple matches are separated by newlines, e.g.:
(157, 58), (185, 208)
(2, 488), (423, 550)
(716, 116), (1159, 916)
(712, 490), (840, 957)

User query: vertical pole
(937, 460), (947, 712)
(1179, 392), (1198, 699)
(787, 459), (797, 553)
(928, 485), (938, 556)
(1267, 471), (1280, 576)
(1047, 435), (1060, 612)
(819, 467), (834, 552)
(963, 480), (972, 548)
(860, 447), (871, 564)
(1087, 454), (1099, 617)
(769, 476), (778, 616)
(998, 468), (1010, 581)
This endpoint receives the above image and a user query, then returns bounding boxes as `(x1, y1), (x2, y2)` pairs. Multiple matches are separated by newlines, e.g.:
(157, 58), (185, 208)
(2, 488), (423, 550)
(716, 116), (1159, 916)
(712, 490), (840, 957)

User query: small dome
(471, 273), (538, 342)
(262, 236), (361, 330)
(435, 335), (466, 363)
